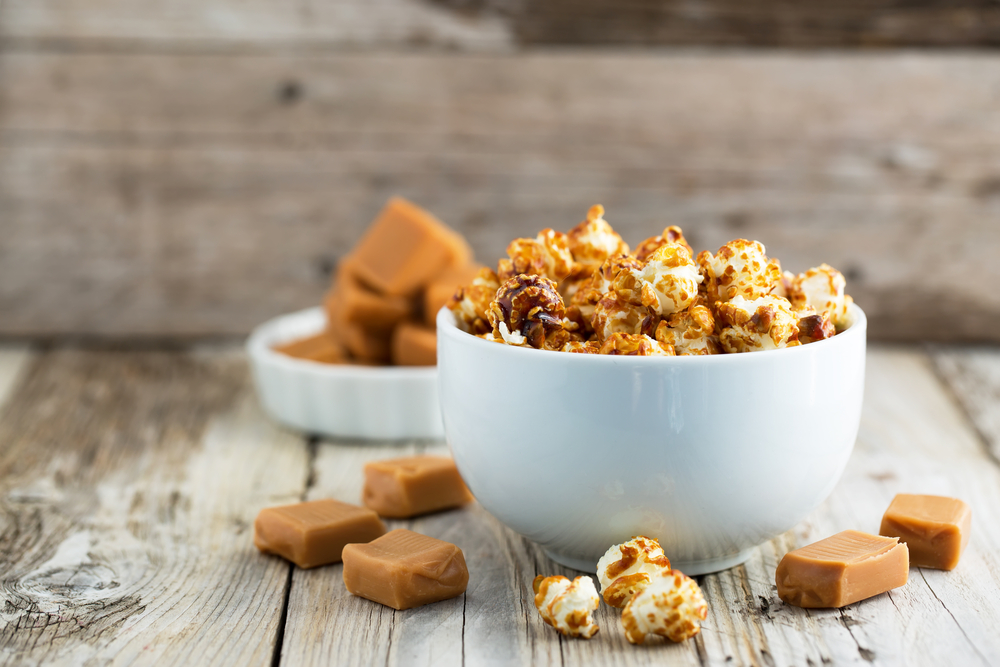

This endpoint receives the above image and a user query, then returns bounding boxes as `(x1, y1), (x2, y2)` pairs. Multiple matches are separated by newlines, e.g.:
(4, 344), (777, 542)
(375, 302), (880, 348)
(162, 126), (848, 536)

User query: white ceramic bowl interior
(437, 304), (867, 575)
(247, 307), (443, 440)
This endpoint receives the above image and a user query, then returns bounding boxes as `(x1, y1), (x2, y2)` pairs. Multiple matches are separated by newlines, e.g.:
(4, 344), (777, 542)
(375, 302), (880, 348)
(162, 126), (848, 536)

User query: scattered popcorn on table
(596, 536), (672, 608)
(532, 575), (601, 639)
(620, 569), (708, 644)
(450, 205), (854, 355)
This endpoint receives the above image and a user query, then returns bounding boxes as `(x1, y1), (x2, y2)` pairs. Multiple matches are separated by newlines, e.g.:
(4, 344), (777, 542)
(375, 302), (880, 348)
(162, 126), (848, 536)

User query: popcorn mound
(532, 575), (601, 639)
(451, 205), (853, 355)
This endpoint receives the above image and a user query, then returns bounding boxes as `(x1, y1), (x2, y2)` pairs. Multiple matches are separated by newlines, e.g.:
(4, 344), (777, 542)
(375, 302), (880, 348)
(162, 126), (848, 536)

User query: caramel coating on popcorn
(596, 536), (672, 607)
(599, 333), (675, 356)
(570, 254), (644, 324)
(628, 244), (702, 316)
(563, 339), (601, 354)
(488, 274), (572, 349)
(698, 239), (782, 304)
(655, 305), (721, 356)
(567, 205), (630, 268)
(798, 313), (836, 344)
(591, 292), (659, 342)
(448, 267), (500, 335)
(532, 575), (600, 639)
(717, 295), (801, 353)
(788, 263), (853, 330)
(635, 226), (693, 261)
(621, 569), (708, 644)
(498, 229), (575, 284)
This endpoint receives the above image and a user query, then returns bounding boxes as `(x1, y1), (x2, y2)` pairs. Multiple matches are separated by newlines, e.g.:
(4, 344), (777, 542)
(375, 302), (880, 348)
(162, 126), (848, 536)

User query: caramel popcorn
(532, 575), (601, 639)
(698, 239), (782, 304)
(717, 295), (801, 353)
(620, 569), (708, 644)
(787, 263), (853, 330)
(451, 205), (853, 356)
(567, 205), (630, 269)
(488, 274), (573, 349)
(596, 536), (672, 608)
(448, 268), (501, 336)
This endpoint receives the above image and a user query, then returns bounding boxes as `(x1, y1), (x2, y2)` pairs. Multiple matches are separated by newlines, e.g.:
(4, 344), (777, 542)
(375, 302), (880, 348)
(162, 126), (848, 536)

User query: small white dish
(438, 304), (867, 575)
(246, 307), (443, 440)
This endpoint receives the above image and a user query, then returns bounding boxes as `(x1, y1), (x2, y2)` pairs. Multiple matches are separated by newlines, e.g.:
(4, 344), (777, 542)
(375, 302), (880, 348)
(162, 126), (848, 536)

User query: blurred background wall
(1, 0), (999, 342)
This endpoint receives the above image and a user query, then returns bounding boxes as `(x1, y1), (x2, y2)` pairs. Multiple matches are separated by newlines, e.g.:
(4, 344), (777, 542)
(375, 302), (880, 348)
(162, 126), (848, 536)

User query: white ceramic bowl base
(438, 304), (867, 575)
(247, 307), (443, 440)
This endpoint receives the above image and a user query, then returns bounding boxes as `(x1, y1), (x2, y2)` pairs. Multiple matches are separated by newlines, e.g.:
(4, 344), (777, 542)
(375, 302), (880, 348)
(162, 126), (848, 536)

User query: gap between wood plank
(926, 346), (1000, 470)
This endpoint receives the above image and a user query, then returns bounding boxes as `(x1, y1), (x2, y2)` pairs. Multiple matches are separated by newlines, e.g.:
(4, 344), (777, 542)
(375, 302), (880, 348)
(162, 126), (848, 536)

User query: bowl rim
(246, 306), (437, 380)
(437, 301), (866, 364)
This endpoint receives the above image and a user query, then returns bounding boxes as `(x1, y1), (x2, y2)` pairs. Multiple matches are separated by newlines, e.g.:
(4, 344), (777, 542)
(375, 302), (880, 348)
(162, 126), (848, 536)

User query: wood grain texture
(275, 347), (1000, 666)
(0, 349), (310, 666)
(930, 346), (1000, 464)
(3, 52), (1000, 340)
(0, 346), (33, 408)
(4, 0), (1000, 49)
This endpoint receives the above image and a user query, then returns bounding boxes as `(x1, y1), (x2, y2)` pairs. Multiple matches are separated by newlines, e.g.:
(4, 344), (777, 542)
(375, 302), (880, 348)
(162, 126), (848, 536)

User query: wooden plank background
(2, 1), (1000, 342)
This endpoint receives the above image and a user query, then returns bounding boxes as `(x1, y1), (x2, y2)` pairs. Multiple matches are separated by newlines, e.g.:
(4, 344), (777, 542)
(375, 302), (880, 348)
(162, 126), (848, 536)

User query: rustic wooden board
(2, 53), (1000, 340)
(275, 348), (1000, 666)
(930, 346), (1000, 463)
(0, 346), (33, 408)
(0, 349), (310, 666)
(4, 0), (1000, 49)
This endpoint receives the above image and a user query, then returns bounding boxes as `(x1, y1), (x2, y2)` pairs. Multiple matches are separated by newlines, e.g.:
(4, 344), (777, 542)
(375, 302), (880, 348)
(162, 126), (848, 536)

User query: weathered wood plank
(930, 346), (1000, 464)
(0, 349), (310, 666)
(4, 0), (1000, 49)
(2, 53), (1000, 341)
(0, 346), (33, 408)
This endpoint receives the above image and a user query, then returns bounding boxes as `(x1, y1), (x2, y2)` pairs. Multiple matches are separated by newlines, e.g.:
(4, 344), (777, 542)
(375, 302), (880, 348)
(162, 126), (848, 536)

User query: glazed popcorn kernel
(698, 239), (782, 304)
(598, 333), (675, 356)
(635, 225), (693, 261)
(498, 229), (575, 285)
(448, 267), (501, 336)
(596, 536), (672, 608)
(788, 263), (853, 330)
(797, 313), (836, 345)
(532, 575), (601, 639)
(591, 292), (659, 342)
(654, 304), (722, 356)
(487, 274), (572, 349)
(570, 254), (645, 322)
(629, 243), (703, 316)
(621, 569), (708, 644)
(717, 295), (801, 353)
(567, 205), (630, 269)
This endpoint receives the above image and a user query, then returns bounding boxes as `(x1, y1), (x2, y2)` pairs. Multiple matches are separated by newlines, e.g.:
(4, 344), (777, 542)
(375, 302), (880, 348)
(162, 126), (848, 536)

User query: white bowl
(437, 304), (867, 575)
(247, 307), (443, 440)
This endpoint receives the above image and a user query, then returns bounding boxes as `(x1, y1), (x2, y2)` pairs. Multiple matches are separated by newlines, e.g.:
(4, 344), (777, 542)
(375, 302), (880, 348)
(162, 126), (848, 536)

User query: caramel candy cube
(273, 331), (345, 364)
(363, 456), (473, 518)
(391, 323), (437, 367)
(342, 529), (469, 610)
(350, 197), (472, 297)
(254, 499), (386, 569)
(325, 259), (413, 331)
(880, 494), (972, 570)
(423, 263), (483, 327)
(776, 530), (909, 608)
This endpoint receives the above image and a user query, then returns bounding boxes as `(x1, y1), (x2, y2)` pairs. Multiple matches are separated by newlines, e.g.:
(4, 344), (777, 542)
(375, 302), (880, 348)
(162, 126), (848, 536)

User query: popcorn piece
(570, 254), (644, 323)
(596, 536), (672, 607)
(697, 239), (782, 304)
(787, 264), (853, 330)
(654, 305), (721, 356)
(488, 274), (573, 349)
(563, 339), (601, 354)
(635, 226), (693, 261)
(567, 205), (630, 269)
(621, 569), (708, 644)
(591, 293), (659, 342)
(498, 229), (575, 284)
(532, 575), (601, 639)
(448, 268), (501, 336)
(717, 295), (801, 353)
(797, 313), (836, 345)
(599, 333), (675, 356)
(627, 244), (702, 316)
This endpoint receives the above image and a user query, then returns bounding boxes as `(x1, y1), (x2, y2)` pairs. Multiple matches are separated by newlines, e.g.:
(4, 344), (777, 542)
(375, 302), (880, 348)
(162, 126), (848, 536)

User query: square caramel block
(350, 197), (472, 297)
(880, 493), (972, 570)
(776, 530), (908, 608)
(272, 331), (345, 364)
(254, 499), (386, 569)
(423, 263), (483, 327)
(324, 259), (413, 331)
(363, 455), (473, 518)
(342, 529), (469, 610)
(391, 323), (437, 367)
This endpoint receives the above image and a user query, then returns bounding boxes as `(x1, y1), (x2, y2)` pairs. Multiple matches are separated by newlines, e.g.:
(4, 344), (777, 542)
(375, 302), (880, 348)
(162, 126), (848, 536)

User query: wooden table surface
(0, 344), (998, 666)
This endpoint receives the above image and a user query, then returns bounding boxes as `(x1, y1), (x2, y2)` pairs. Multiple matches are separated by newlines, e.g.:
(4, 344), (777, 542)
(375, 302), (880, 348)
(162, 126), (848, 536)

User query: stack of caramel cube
(275, 198), (479, 366)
